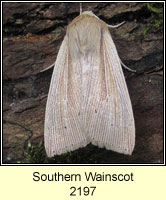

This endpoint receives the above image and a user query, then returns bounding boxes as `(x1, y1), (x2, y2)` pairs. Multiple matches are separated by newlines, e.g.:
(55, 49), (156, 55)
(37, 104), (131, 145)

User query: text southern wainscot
(33, 172), (134, 182)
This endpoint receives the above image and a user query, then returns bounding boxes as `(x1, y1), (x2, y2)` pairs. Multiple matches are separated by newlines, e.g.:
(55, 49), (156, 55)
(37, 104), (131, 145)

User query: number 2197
(70, 186), (96, 196)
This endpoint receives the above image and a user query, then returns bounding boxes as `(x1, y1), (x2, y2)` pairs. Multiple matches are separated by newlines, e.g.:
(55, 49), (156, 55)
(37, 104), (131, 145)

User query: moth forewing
(44, 36), (88, 157)
(44, 11), (135, 157)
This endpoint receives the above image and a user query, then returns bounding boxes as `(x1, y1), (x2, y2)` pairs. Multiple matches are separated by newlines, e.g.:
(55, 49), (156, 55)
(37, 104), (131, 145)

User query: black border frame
(1, 0), (165, 166)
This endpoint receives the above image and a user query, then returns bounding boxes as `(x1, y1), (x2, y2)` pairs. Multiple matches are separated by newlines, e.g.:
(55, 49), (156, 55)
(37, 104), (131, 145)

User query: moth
(44, 11), (135, 157)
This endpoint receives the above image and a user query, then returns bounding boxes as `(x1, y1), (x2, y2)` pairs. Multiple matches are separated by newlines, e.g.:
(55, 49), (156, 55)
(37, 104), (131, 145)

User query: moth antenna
(80, 3), (82, 15)
(108, 21), (126, 28)
(107, 21), (136, 72)
(120, 59), (136, 73)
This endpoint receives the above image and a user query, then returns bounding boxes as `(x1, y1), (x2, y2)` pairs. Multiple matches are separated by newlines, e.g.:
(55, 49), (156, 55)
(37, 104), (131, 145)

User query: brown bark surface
(3, 2), (163, 163)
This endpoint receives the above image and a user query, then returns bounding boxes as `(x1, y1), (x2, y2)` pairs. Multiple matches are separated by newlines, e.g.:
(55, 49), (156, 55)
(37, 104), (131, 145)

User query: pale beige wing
(44, 36), (89, 157)
(86, 28), (135, 155)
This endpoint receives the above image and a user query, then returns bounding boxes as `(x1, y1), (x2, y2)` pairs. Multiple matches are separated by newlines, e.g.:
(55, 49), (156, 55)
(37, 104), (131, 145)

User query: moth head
(81, 11), (100, 20)
(81, 11), (94, 16)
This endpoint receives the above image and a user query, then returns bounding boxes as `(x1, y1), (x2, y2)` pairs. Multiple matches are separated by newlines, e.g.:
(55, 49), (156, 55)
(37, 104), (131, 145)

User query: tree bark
(3, 2), (163, 163)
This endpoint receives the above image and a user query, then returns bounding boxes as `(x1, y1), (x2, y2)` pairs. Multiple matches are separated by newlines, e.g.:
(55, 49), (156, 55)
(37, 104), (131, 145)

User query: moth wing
(87, 28), (135, 155)
(44, 36), (88, 157)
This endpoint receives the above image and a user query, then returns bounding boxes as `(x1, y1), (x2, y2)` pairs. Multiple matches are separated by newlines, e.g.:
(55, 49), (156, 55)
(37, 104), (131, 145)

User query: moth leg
(107, 21), (126, 28)
(120, 59), (136, 72)
(40, 63), (55, 72)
